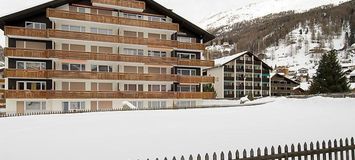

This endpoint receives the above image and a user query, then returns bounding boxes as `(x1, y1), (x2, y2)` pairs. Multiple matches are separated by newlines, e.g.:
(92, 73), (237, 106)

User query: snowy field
(0, 97), (355, 160)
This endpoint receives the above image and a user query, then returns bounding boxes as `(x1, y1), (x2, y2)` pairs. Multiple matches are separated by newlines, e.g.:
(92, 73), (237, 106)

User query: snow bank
(0, 97), (354, 160)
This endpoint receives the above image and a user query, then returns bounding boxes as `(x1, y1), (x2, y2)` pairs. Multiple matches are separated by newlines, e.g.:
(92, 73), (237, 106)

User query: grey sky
(0, 0), (259, 46)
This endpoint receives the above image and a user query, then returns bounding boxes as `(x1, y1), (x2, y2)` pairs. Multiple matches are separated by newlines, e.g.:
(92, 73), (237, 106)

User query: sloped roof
(214, 51), (272, 70)
(271, 73), (300, 85)
(0, 0), (215, 42)
(215, 51), (248, 66)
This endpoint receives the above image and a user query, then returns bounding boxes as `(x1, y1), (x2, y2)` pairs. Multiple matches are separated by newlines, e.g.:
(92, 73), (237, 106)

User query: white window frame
(177, 52), (197, 59)
(16, 61), (46, 70)
(148, 84), (167, 92)
(62, 63), (86, 71)
(123, 48), (144, 56)
(148, 50), (167, 57)
(62, 101), (86, 111)
(61, 25), (86, 32)
(124, 84), (144, 92)
(25, 21), (46, 30)
(177, 36), (193, 43)
(177, 68), (197, 76)
(91, 64), (113, 72)
(17, 81), (47, 91)
(177, 85), (197, 92)
(148, 101), (167, 109)
(90, 27), (113, 35)
(123, 13), (143, 20)
(25, 101), (47, 111)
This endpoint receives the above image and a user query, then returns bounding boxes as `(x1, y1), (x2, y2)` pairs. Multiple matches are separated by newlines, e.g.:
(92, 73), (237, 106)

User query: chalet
(271, 73), (300, 96)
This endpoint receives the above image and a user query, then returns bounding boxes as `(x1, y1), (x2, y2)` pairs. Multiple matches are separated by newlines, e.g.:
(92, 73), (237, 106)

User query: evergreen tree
(310, 50), (350, 94)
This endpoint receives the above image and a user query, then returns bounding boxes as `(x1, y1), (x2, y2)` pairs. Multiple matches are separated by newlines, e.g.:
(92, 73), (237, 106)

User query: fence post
(173, 156), (177, 160)
(340, 139), (344, 160)
(328, 140), (333, 160)
(297, 143), (302, 160)
(351, 138), (354, 160)
(221, 152), (225, 160)
(236, 150), (240, 160)
(189, 155), (193, 160)
(205, 153), (209, 160)
(334, 139), (339, 160)
(304, 143), (308, 160)
(181, 156), (185, 160)
(310, 142), (315, 160)
(164, 157), (168, 160)
(197, 154), (201, 160)
(284, 145), (289, 160)
(264, 147), (269, 156)
(345, 138), (350, 160)
(213, 153), (217, 160)
(243, 149), (247, 159)
(316, 141), (321, 160)
(250, 149), (255, 158)
(291, 144), (295, 160)
(228, 151), (233, 160)
(323, 141), (327, 160)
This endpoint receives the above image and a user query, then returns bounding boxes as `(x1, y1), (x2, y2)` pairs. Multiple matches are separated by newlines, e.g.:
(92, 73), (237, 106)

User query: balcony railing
(5, 48), (214, 67)
(47, 9), (179, 31)
(5, 90), (215, 99)
(91, 0), (146, 10)
(5, 69), (214, 83)
(5, 26), (205, 50)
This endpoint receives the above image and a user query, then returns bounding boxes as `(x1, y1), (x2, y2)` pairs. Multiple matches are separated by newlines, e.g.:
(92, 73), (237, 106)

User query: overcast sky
(0, 0), (260, 46)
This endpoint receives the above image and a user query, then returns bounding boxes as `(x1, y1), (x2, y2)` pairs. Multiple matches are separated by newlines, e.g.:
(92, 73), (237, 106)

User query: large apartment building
(0, 0), (215, 114)
(206, 51), (272, 99)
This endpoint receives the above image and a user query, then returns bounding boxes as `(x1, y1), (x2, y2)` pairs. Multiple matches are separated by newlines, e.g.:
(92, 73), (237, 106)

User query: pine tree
(310, 50), (350, 94)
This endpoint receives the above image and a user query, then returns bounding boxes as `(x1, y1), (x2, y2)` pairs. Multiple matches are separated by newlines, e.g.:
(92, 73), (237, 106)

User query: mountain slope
(200, 0), (350, 30)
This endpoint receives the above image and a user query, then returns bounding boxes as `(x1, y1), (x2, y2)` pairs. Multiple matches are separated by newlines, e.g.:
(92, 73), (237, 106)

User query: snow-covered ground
(0, 97), (354, 160)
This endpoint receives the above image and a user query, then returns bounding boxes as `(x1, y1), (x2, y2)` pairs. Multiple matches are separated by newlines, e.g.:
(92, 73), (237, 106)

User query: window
(90, 27), (113, 35)
(148, 16), (167, 22)
(124, 84), (143, 91)
(25, 102), (46, 111)
(177, 52), (197, 59)
(69, 6), (86, 13)
(17, 81), (46, 90)
(148, 67), (167, 74)
(91, 46), (113, 53)
(177, 68), (197, 76)
(129, 101), (144, 109)
(176, 101), (196, 108)
(25, 21), (46, 30)
(61, 25), (86, 32)
(62, 63), (85, 71)
(148, 33), (167, 40)
(63, 102), (86, 111)
(123, 31), (143, 38)
(148, 50), (167, 57)
(123, 13), (143, 20)
(91, 65), (113, 72)
(123, 48), (144, 56)
(148, 101), (167, 109)
(177, 85), (197, 92)
(177, 36), (194, 43)
(148, 85), (167, 92)
(16, 61), (46, 70)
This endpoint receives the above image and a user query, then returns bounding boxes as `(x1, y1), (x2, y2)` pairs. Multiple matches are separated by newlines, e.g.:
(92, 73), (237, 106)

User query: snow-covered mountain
(200, 0), (350, 30)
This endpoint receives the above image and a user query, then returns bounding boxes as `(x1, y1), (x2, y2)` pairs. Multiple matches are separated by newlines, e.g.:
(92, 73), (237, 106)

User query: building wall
(206, 67), (224, 99)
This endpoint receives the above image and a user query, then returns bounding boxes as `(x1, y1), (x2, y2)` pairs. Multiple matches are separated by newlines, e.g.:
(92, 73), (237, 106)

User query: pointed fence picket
(147, 137), (355, 160)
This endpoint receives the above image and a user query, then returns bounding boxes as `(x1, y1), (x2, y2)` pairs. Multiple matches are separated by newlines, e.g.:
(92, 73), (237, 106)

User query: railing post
(236, 150), (240, 160)
(340, 139), (344, 160)
(310, 142), (315, 160)
(304, 143), (308, 160)
(213, 153), (217, 160)
(297, 143), (302, 160)
(291, 144), (295, 160)
(316, 141), (321, 160)
(322, 141), (327, 160)
(205, 153), (209, 160)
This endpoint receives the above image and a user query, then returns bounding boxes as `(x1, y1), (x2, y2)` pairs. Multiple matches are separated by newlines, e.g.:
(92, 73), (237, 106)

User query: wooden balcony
(47, 9), (179, 31)
(5, 48), (214, 67)
(0, 79), (5, 83)
(5, 69), (214, 83)
(4, 26), (205, 51)
(91, 0), (146, 10)
(5, 90), (215, 99)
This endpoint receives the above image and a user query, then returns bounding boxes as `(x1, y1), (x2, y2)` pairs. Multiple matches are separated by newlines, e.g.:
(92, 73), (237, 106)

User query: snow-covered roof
(214, 51), (248, 66)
